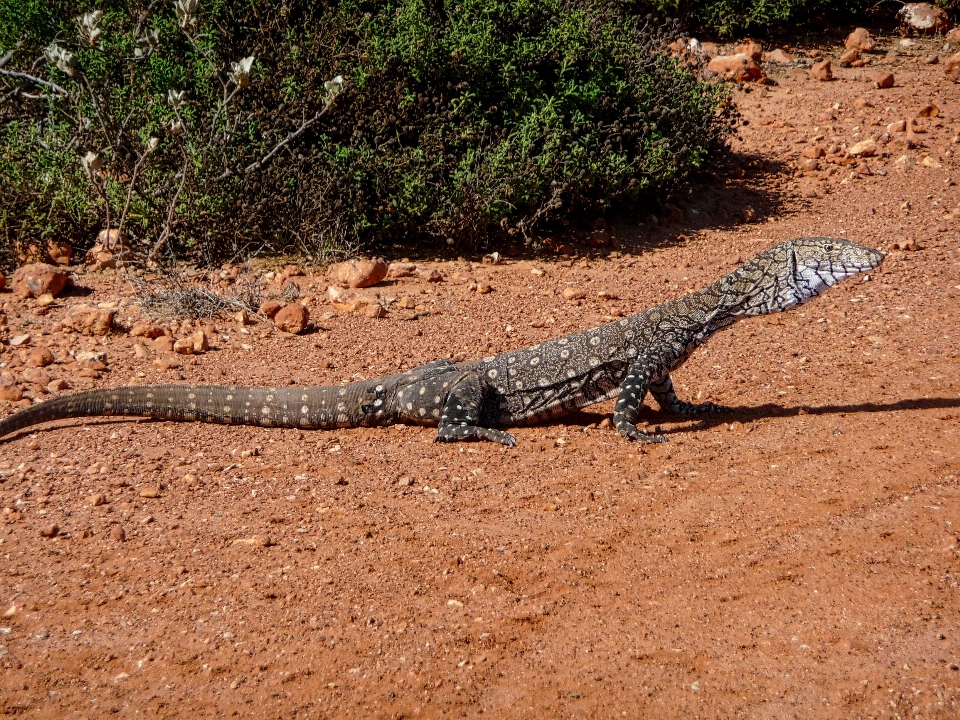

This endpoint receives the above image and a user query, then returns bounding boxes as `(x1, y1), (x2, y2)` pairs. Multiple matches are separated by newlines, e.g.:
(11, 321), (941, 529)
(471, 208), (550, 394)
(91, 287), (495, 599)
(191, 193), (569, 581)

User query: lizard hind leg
(649, 375), (733, 415)
(436, 372), (516, 447)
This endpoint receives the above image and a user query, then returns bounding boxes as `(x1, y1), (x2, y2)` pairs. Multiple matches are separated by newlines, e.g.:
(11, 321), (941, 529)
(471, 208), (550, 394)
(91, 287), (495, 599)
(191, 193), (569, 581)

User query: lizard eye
(823, 244), (834, 252)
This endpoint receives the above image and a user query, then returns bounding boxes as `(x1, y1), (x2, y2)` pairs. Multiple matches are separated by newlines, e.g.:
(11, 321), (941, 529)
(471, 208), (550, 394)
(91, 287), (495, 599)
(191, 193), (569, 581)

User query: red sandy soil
(1, 34), (959, 719)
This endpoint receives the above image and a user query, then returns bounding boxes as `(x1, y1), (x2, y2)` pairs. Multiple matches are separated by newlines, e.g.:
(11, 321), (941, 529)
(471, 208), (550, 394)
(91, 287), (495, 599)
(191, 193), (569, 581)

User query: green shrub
(0, 1), (734, 265)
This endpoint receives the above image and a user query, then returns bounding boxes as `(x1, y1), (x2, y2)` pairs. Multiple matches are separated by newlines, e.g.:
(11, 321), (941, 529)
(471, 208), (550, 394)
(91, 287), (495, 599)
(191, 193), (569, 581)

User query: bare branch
(217, 104), (332, 181)
(0, 68), (68, 95)
(148, 155), (190, 262)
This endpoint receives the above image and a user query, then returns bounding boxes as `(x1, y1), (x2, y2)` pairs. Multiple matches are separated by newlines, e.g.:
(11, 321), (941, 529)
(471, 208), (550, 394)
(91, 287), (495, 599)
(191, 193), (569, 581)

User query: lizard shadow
(549, 397), (960, 436)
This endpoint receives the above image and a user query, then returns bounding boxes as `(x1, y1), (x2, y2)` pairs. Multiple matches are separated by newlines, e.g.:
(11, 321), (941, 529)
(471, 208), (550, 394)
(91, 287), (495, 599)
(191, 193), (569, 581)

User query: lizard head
(730, 237), (884, 316)
(790, 237), (884, 300)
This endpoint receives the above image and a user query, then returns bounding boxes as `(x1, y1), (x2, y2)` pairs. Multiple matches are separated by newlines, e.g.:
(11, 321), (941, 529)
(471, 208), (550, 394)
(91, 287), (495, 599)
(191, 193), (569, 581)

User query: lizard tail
(0, 383), (383, 440)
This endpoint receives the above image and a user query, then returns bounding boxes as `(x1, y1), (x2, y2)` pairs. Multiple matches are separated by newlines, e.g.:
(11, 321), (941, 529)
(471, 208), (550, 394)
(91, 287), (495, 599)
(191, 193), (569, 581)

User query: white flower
(323, 75), (344, 106)
(77, 10), (103, 45)
(167, 119), (184, 136)
(145, 137), (159, 153)
(228, 56), (255, 88)
(44, 44), (76, 77)
(167, 88), (186, 109)
(81, 151), (103, 172)
(174, 0), (198, 28)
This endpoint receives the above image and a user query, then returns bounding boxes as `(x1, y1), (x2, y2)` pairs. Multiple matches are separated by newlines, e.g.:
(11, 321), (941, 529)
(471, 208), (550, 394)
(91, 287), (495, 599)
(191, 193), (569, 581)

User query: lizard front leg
(613, 361), (668, 443)
(436, 372), (516, 447)
(649, 375), (732, 415)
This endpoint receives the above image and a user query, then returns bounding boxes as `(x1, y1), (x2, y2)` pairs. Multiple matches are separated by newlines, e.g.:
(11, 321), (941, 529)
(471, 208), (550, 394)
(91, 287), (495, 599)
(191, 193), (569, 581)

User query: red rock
(47, 378), (70, 393)
(845, 28), (876, 52)
(129, 322), (166, 339)
(707, 54), (765, 82)
(153, 353), (181, 370)
(386, 262), (418, 278)
(62, 304), (116, 336)
(739, 205), (758, 223)
(259, 299), (284, 319)
(945, 53), (960, 81)
(899, 3), (949, 33)
(764, 48), (795, 64)
(733, 40), (762, 62)
(848, 138), (878, 157)
(799, 158), (819, 172)
(947, 27), (960, 43)
(802, 145), (826, 159)
(39, 523), (59, 538)
(190, 330), (209, 353)
(26, 347), (54, 367)
(11, 263), (68, 298)
(853, 97), (874, 109)
(418, 268), (443, 283)
(153, 335), (175, 352)
(917, 102), (940, 118)
(46, 241), (73, 266)
(173, 337), (195, 355)
(274, 302), (310, 333)
(839, 48), (860, 66)
(328, 286), (381, 315)
(0, 376), (22, 402)
(21, 367), (51, 386)
(281, 264), (304, 278)
(327, 258), (388, 288)
(85, 229), (132, 271)
(810, 60), (833, 81)
(874, 72), (895, 89)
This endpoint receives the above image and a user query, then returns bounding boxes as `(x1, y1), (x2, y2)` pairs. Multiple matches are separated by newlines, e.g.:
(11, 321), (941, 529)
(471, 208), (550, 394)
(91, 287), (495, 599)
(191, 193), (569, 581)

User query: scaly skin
(0, 238), (883, 446)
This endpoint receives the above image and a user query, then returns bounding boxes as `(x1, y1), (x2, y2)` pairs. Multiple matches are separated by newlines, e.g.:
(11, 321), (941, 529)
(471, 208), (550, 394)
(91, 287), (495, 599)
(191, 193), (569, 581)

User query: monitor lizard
(0, 237), (883, 446)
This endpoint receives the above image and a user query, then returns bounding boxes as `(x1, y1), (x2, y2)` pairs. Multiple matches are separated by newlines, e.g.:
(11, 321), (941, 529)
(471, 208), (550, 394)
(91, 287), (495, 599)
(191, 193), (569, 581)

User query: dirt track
(1, 35), (959, 718)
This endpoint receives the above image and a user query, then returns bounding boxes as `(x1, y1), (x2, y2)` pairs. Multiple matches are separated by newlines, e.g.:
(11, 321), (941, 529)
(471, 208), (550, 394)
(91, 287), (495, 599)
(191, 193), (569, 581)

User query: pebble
(386, 262), (418, 278)
(75, 350), (107, 364)
(91, 493), (106, 507)
(328, 286), (381, 315)
(21, 367), (51, 386)
(764, 48), (795, 64)
(327, 259), (388, 288)
(9, 334), (31, 347)
(234, 309), (251, 325)
(11, 263), (68, 298)
(874, 72), (895, 89)
(63, 304), (116, 336)
(562, 287), (586, 301)
(26, 347), (54, 367)
(418, 268), (443, 283)
(47, 378), (70, 393)
(35, 293), (56, 308)
(133, 343), (151, 358)
(232, 535), (273, 547)
(139, 484), (161, 498)
(839, 48), (860, 66)
(39, 523), (59, 538)
(707, 54), (765, 83)
(917, 102), (939, 118)
(887, 119), (907, 133)
(848, 138), (877, 157)
(173, 337), (195, 355)
(810, 59), (833, 81)
(274, 302), (311, 333)
(46, 240), (72, 266)
(129, 322), (165, 338)
(259, 299), (284, 319)
(153, 335), (175, 352)
(799, 158), (819, 172)
(397, 296), (416, 309)
(154, 353), (181, 370)
(0, 377), (23, 401)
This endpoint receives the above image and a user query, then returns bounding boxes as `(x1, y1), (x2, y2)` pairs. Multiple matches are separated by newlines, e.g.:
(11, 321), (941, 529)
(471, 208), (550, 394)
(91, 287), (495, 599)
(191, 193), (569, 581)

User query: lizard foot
(436, 425), (516, 447)
(615, 421), (668, 443)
